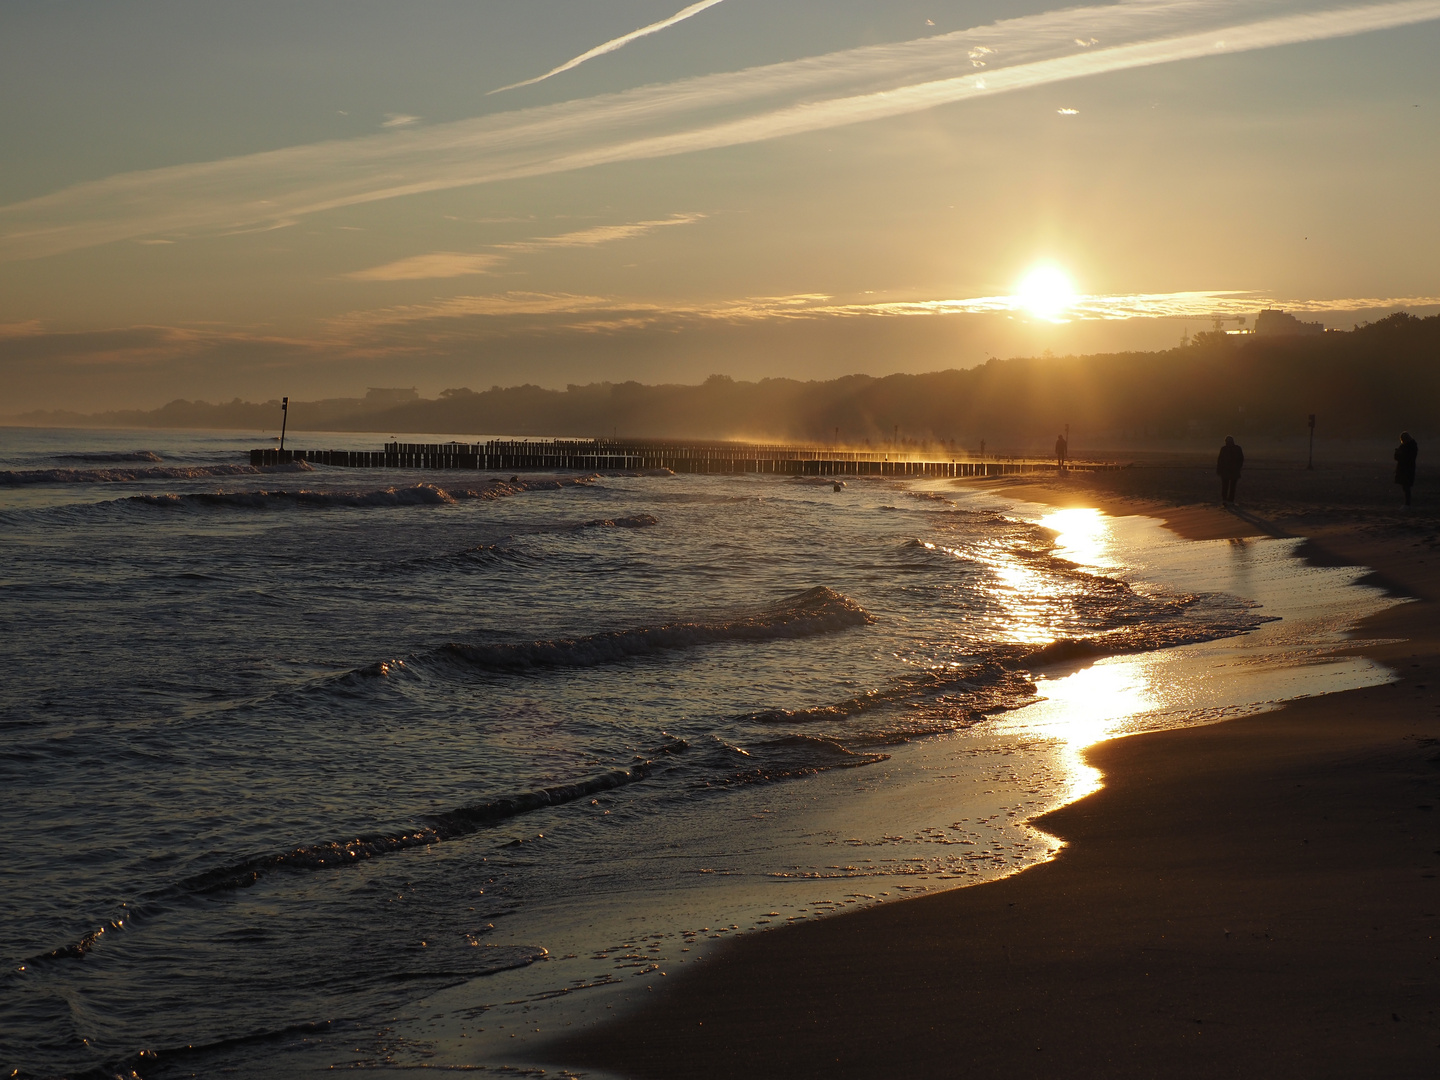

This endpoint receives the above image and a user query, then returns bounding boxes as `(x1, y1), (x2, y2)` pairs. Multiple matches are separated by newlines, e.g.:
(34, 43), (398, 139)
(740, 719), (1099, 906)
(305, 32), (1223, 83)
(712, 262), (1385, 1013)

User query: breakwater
(250, 439), (1119, 477)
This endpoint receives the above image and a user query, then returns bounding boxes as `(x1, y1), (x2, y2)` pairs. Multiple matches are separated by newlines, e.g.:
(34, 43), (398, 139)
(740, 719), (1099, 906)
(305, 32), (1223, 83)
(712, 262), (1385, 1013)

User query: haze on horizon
(2, 0), (1438, 415)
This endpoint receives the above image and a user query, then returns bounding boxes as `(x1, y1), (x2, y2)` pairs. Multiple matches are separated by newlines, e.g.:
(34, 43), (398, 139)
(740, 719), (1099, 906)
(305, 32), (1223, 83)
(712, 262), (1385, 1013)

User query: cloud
(344, 212), (702, 281)
(8, 293), (1440, 381)
(325, 288), (1440, 339)
(494, 212), (704, 254)
(5, 1), (1439, 261)
(381, 113), (421, 128)
(489, 0), (728, 94)
(346, 251), (505, 281)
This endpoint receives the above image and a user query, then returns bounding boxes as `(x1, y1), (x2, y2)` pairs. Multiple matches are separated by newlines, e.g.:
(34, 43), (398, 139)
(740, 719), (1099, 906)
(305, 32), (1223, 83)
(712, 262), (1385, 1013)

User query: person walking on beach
(1394, 431), (1419, 507)
(1055, 433), (1068, 469)
(1217, 436), (1244, 505)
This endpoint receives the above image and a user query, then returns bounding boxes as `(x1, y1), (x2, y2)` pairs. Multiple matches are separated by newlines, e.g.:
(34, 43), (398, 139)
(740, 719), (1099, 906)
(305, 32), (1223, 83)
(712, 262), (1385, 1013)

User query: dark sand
(550, 452), (1440, 1079)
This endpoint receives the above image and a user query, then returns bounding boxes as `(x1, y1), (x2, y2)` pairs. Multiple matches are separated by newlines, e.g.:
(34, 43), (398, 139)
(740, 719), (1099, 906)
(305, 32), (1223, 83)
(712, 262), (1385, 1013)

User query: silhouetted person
(1055, 433), (1068, 469)
(1217, 436), (1244, 505)
(1394, 431), (1418, 507)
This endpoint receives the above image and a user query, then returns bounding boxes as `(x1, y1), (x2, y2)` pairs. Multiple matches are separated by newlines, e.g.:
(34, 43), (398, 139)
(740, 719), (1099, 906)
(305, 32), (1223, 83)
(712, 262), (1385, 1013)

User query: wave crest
(127, 476), (596, 510)
(1, 462), (311, 486)
(443, 586), (873, 672)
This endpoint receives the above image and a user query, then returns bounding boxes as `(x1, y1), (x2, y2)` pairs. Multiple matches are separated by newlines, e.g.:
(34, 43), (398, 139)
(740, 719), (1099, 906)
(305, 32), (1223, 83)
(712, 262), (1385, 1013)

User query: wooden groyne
(250, 439), (1121, 477)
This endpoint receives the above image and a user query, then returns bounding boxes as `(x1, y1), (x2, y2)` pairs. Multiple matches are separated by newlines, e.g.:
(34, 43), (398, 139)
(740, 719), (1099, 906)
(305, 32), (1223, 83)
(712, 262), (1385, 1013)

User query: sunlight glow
(1039, 507), (1117, 568)
(1015, 265), (1077, 320)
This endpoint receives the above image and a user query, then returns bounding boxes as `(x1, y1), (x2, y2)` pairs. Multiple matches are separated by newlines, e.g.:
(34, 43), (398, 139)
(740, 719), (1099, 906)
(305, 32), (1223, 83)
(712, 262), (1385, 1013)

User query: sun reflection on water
(1039, 506), (1117, 569)
(1001, 658), (1159, 804)
(922, 504), (1126, 647)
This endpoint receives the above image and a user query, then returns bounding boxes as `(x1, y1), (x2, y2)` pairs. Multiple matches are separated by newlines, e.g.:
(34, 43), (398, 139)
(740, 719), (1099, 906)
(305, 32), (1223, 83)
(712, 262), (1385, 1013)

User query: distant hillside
(14, 312), (1440, 444)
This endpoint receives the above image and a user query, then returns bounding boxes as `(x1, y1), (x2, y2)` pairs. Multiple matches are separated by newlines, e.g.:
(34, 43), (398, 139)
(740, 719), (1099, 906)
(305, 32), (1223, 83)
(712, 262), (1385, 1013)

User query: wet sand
(550, 453), (1440, 1078)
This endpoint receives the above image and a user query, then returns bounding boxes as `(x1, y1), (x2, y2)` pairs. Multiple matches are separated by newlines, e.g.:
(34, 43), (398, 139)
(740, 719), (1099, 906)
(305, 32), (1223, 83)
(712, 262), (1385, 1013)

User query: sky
(2, 0), (1439, 413)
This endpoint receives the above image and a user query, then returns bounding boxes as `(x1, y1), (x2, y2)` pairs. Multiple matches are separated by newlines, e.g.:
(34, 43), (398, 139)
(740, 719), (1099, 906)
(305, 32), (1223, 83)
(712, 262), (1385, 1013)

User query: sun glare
(1015, 264), (1077, 320)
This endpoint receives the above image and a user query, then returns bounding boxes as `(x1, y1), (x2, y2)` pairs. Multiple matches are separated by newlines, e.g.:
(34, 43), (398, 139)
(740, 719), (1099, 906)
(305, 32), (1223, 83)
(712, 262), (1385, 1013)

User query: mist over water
(0, 428), (1382, 1078)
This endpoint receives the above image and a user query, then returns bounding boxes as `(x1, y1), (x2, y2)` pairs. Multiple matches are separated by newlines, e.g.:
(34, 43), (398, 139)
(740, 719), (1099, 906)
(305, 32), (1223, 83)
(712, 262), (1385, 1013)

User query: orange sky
(2, 0), (1438, 412)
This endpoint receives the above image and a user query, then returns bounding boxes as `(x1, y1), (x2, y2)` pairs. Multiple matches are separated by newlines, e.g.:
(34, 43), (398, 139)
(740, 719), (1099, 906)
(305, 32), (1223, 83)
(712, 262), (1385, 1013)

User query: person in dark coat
(1217, 436), (1244, 505)
(1054, 433), (1068, 469)
(1394, 431), (1418, 507)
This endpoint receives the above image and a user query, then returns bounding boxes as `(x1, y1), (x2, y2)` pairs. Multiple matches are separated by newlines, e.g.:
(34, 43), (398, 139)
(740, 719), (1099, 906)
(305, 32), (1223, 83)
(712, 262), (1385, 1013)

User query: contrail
(4, 1), (1439, 261)
(488, 0), (727, 94)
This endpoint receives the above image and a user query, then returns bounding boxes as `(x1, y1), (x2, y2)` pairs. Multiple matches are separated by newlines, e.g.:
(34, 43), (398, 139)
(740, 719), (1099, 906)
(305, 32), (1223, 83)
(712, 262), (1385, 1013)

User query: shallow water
(0, 428), (1395, 1078)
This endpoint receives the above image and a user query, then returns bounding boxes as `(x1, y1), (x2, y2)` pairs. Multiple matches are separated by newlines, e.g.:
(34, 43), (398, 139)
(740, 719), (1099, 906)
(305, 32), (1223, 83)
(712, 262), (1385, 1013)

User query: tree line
(17, 312), (1439, 445)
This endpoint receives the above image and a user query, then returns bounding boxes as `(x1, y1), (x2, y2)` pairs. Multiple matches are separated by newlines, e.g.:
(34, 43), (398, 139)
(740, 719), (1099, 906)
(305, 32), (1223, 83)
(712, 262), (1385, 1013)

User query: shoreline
(547, 471), (1440, 1078)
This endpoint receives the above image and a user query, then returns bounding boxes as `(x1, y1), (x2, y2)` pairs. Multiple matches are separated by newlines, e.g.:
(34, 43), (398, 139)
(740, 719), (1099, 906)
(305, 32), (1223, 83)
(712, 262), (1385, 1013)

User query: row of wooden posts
(250, 439), (1119, 477)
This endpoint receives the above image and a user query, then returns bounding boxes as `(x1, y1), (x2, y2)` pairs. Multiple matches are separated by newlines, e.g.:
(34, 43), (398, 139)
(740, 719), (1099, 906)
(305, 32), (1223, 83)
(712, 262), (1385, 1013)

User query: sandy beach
(551, 452), (1440, 1078)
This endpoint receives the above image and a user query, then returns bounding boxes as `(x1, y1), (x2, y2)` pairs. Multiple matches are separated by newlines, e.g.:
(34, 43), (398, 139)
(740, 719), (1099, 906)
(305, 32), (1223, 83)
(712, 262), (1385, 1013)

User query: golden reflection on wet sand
(981, 497), (1398, 813)
(1039, 506), (1118, 569)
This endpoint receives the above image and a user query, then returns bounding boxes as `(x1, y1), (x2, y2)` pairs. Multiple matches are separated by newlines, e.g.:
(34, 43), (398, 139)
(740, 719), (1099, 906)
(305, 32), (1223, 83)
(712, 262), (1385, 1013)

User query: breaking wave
(54, 451), (163, 463)
(441, 586), (872, 672)
(27, 744), (685, 965)
(675, 733), (890, 787)
(125, 475), (597, 510)
(569, 513), (658, 530)
(1, 462), (312, 486)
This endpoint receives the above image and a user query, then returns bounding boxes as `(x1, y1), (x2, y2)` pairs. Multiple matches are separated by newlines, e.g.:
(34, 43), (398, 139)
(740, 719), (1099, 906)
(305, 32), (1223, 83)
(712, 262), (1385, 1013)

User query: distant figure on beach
(1394, 431), (1418, 507)
(1054, 433), (1068, 469)
(1217, 436), (1244, 505)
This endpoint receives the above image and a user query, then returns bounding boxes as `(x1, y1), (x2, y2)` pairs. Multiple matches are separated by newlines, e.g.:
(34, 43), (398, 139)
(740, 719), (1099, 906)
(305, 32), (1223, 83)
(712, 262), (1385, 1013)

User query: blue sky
(3, 1), (1438, 411)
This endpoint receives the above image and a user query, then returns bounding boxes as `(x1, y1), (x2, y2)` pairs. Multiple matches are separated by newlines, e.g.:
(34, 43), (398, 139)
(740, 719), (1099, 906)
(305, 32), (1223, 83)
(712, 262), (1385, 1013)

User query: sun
(1015, 264), (1077, 320)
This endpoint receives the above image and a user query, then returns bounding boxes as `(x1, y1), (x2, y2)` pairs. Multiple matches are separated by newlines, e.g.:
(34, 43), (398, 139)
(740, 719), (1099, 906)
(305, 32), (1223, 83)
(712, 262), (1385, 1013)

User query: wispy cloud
(344, 212), (702, 281)
(493, 212), (704, 254)
(9, 293), (1438, 374)
(489, 0), (728, 94)
(381, 113), (422, 128)
(5, 1), (1439, 261)
(346, 251), (506, 281)
(326, 288), (1440, 337)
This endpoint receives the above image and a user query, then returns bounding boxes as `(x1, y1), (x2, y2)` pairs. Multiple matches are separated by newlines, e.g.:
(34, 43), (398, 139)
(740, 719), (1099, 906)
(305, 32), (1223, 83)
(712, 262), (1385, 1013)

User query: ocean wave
(1, 462), (312, 486)
(740, 600), (1272, 745)
(569, 512), (658, 530)
(692, 733), (890, 785)
(50, 944), (549, 1080)
(54, 450), (163, 463)
(134, 484), (458, 509)
(441, 586), (873, 672)
(126, 475), (596, 510)
(744, 660), (1035, 729)
(432, 542), (544, 570)
(168, 764), (657, 897)
(26, 746), (684, 965)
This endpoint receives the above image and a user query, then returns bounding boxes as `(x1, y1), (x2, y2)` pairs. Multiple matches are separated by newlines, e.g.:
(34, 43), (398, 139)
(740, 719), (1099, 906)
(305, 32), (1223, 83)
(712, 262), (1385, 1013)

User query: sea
(0, 426), (1399, 1079)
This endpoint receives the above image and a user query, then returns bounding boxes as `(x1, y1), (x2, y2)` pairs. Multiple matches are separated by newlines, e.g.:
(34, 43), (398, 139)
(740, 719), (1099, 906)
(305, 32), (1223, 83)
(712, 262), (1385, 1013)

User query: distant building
(1253, 309), (1325, 337)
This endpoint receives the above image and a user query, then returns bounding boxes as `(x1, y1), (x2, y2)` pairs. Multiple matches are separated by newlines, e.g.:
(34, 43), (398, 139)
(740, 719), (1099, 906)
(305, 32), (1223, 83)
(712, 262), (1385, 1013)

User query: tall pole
(1307, 413), (1315, 470)
(280, 396), (289, 452)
